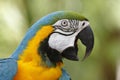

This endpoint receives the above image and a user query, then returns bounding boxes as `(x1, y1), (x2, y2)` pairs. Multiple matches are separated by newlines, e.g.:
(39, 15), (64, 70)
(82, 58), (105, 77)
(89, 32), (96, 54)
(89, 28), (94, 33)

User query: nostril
(82, 22), (85, 26)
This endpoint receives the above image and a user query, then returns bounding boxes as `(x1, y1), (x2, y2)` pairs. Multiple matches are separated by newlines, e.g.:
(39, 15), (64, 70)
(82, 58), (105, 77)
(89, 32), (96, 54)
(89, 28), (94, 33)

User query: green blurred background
(0, 0), (120, 80)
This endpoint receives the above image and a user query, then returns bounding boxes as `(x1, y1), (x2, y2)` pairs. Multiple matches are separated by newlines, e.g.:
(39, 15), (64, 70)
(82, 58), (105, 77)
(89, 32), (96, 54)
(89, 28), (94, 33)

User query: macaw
(0, 11), (94, 80)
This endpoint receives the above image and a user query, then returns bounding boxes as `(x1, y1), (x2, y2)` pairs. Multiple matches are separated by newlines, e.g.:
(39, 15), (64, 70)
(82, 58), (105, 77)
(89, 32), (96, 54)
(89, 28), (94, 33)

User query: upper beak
(78, 26), (94, 60)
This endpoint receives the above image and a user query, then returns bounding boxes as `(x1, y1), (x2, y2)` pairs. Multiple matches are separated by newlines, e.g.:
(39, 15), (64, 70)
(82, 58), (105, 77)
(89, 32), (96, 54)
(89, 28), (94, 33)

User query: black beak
(61, 26), (94, 61)
(78, 26), (94, 60)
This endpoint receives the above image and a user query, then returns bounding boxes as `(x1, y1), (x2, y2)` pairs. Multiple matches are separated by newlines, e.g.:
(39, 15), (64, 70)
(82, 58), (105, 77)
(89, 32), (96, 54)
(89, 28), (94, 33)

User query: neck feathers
(18, 26), (53, 64)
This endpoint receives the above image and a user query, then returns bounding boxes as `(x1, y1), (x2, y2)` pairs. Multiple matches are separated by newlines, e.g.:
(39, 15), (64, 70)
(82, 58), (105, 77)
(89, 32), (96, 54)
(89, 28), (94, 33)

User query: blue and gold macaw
(0, 11), (94, 80)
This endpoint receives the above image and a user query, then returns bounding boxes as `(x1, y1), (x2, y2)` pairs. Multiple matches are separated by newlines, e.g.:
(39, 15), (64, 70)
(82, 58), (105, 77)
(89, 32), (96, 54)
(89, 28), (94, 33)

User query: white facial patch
(48, 32), (78, 53)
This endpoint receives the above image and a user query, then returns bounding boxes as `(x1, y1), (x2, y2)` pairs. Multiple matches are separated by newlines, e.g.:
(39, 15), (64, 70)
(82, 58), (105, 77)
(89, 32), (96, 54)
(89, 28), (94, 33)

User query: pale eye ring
(61, 20), (68, 27)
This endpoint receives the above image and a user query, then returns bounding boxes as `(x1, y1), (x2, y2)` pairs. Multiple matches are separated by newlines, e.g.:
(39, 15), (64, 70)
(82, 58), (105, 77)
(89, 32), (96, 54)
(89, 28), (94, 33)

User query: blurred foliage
(0, 0), (120, 80)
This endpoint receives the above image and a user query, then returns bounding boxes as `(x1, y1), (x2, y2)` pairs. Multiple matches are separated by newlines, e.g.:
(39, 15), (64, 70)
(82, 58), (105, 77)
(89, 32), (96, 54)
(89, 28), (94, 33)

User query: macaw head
(12, 11), (94, 66)
(37, 11), (94, 65)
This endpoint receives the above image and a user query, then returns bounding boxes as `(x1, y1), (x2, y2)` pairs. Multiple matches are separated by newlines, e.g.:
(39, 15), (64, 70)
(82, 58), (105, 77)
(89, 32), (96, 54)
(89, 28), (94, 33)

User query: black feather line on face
(52, 32), (75, 36)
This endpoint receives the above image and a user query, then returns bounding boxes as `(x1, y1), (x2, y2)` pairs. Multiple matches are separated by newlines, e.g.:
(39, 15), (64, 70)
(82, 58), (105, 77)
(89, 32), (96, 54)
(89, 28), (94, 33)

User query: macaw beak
(78, 26), (94, 60)
(61, 26), (94, 61)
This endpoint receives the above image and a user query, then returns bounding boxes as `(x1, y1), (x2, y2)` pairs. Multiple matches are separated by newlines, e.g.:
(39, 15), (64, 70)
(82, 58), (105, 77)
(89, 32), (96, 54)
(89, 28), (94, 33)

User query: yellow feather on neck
(14, 26), (63, 80)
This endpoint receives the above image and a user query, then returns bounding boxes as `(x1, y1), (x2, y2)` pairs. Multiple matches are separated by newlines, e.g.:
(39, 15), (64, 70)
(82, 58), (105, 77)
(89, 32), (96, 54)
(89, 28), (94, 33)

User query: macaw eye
(61, 20), (68, 27)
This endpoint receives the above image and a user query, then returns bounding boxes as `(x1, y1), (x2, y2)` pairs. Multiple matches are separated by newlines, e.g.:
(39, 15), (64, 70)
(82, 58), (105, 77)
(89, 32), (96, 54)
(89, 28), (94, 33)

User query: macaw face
(47, 19), (94, 61)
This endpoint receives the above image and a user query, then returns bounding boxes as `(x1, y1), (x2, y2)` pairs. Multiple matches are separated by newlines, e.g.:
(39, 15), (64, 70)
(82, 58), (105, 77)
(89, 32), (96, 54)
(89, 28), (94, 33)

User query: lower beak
(78, 26), (94, 60)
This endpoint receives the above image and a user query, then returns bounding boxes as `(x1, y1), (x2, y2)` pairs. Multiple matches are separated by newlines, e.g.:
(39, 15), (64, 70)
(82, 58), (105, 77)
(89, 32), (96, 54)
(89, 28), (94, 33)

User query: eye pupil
(63, 22), (66, 24)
